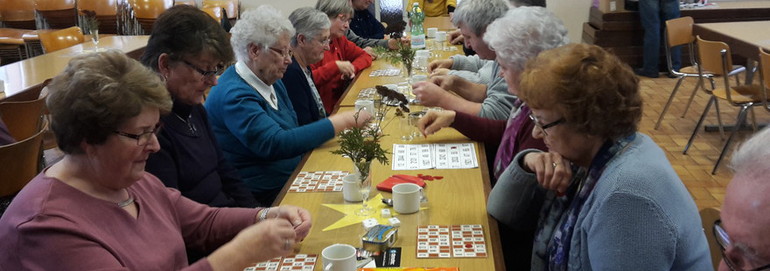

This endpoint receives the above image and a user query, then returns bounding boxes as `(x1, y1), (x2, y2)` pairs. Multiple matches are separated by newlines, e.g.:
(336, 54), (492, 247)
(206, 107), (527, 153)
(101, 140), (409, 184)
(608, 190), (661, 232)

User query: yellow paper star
(321, 193), (427, 231)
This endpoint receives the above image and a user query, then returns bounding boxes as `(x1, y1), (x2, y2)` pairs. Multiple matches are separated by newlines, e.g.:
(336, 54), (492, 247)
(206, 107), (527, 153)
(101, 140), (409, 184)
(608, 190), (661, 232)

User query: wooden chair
(0, 129), (45, 198)
(0, 0), (37, 29)
(129, 0), (173, 34)
(201, 6), (224, 26)
(38, 26), (84, 53)
(683, 36), (765, 174)
(174, 0), (196, 6)
(0, 96), (46, 141)
(35, 0), (78, 29)
(0, 27), (33, 64)
(201, 0), (237, 25)
(700, 207), (722, 271)
(76, 0), (120, 34)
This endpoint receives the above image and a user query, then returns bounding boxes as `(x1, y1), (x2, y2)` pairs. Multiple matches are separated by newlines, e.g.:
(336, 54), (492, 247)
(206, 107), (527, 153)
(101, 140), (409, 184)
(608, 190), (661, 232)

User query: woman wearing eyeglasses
(0, 50), (311, 270)
(503, 43), (711, 270)
(311, 0), (373, 113)
(140, 5), (258, 210)
(282, 7), (332, 126)
(205, 6), (366, 206)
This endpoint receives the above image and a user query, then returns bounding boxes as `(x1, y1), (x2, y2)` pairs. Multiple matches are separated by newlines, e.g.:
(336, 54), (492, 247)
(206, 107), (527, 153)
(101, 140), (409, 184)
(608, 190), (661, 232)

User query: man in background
(350, 0), (385, 39)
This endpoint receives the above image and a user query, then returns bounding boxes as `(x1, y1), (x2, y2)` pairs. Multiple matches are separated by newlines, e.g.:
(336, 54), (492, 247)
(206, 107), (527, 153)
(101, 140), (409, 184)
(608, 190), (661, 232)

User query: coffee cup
(322, 243), (357, 271)
(392, 183), (423, 214)
(427, 27), (438, 38)
(342, 173), (363, 202)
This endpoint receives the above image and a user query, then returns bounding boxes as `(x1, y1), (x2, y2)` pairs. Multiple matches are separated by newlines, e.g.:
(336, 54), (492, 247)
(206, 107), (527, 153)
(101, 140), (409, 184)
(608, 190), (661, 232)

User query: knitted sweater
(205, 67), (335, 194)
(488, 133), (712, 270)
(450, 56), (516, 120)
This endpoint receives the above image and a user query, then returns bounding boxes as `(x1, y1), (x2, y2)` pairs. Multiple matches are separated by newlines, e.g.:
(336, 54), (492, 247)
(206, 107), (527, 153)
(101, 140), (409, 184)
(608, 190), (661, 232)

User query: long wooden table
(694, 20), (770, 84)
(274, 17), (504, 270)
(0, 35), (149, 100)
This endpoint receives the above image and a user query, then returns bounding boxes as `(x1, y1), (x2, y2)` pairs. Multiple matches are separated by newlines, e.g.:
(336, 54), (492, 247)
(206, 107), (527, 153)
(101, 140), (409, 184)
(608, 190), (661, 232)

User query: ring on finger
(284, 239), (291, 250)
(552, 162), (558, 168)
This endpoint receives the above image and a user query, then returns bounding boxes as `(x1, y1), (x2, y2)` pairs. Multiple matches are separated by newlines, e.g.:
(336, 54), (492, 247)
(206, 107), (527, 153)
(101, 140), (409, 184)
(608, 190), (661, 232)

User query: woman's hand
(411, 81), (449, 107)
(448, 29), (464, 45)
(522, 152), (572, 194)
(430, 68), (450, 77)
(271, 205), (312, 241)
(329, 109), (372, 134)
(418, 110), (456, 137)
(335, 61), (356, 79)
(363, 47), (377, 60)
(428, 59), (453, 73)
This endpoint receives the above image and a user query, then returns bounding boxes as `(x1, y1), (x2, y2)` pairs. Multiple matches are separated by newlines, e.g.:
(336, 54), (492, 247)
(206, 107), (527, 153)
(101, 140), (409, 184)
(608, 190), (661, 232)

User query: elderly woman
(311, 0), (373, 113)
(283, 7), (331, 126)
(140, 5), (257, 209)
(205, 6), (366, 205)
(500, 43), (711, 270)
(0, 51), (311, 270)
(418, 7), (567, 269)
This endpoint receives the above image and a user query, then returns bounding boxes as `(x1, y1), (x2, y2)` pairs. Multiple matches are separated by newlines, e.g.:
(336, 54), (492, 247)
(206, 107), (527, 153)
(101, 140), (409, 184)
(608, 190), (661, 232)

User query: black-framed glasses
(113, 123), (163, 146)
(181, 60), (223, 80)
(529, 113), (565, 136)
(268, 47), (291, 59)
(714, 220), (770, 271)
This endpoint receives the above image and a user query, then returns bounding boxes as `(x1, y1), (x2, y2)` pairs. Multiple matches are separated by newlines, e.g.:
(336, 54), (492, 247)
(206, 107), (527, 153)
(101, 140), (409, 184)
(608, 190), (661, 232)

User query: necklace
(173, 112), (198, 135)
(117, 197), (134, 208)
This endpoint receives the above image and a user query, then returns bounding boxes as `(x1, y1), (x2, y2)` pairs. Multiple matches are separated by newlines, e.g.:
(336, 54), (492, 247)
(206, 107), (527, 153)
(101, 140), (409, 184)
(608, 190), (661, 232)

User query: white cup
(427, 27), (438, 38)
(342, 173), (363, 202)
(392, 183), (423, 214)
(322, 243), (357, 271)
(415, 56), (429, 71)
(435, 31), (447, 42)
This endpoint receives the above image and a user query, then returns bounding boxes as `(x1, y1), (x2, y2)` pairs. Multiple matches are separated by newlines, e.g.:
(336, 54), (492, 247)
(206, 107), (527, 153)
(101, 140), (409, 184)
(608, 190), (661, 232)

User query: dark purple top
(0, 116), (15, 145)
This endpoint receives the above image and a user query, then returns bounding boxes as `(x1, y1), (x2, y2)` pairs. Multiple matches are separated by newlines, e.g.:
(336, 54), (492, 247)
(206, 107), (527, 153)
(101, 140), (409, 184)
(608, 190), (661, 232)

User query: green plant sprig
(373, 43), (416, 76)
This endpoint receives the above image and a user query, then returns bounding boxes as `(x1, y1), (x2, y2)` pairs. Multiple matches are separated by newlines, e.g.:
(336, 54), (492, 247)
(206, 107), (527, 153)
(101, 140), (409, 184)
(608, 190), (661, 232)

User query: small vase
(353, 161), (374, 216)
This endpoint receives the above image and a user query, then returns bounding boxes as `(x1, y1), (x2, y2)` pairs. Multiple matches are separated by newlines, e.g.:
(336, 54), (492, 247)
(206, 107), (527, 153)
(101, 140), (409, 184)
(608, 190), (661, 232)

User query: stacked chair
(34, 0), (78, 29)
(38, 25), (84, 53)
(129, 0), (173, 34)
(77, 0), (120, 34)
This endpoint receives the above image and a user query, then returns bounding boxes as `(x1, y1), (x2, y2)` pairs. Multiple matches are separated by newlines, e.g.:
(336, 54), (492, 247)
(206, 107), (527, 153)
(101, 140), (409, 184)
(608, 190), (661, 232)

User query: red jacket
(310, 36), (372, 113)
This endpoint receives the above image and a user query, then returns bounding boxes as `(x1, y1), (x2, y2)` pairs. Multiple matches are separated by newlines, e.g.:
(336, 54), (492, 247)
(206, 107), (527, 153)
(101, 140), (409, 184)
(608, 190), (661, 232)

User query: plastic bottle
(410, 2), (426, 49)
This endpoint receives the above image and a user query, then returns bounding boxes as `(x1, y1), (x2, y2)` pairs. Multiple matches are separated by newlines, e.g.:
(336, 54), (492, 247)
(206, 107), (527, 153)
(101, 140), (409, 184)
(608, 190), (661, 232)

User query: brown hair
(518, 43), (642, 140)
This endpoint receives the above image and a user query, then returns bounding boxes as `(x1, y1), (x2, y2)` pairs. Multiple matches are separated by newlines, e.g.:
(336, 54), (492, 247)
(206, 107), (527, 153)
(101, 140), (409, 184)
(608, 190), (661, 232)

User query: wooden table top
(275, 106), (503, 270)
(0, 35), (149, 100)
(694, 20), (770, 59)
(424, 16), (455, 31)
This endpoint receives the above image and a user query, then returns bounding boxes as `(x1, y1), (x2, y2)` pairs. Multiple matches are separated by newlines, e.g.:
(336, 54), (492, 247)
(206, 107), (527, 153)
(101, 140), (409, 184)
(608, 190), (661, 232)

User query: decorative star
(321, 193), (428, 231)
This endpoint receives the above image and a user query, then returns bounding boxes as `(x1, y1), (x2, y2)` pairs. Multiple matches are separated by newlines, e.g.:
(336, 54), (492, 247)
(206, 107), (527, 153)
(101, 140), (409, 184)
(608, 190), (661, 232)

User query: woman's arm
(340, 38), (373, 73)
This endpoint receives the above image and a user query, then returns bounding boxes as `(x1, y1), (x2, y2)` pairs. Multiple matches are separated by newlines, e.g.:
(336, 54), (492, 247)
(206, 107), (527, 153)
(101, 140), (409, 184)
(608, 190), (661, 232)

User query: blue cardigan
(488, 133), (711, 270)
(283, 57), (326, 126)
(204, 67), (335, 194)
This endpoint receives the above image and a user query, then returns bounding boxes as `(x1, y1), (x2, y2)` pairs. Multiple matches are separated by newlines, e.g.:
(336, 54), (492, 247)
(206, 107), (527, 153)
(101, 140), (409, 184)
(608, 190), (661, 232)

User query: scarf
(493, 100), (527, 180)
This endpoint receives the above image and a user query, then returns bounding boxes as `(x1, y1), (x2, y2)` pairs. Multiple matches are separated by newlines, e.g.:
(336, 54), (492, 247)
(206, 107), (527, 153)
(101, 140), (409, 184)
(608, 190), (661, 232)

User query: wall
(238, 0), (592, 43)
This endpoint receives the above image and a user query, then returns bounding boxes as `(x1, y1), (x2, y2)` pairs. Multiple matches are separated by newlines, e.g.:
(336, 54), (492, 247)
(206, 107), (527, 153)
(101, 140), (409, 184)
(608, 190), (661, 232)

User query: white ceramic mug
(342, 173), (363, 202)
(435, 31), (447, 42)
(392, 183), (423, 214)
(427, 27), (438, 38)
(322, 243), (357, 271)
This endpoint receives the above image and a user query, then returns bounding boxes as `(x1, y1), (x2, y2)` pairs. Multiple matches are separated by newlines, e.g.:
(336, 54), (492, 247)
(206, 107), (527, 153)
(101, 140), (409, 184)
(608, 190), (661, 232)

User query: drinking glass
(356, 173), (374, 216)
(91, 29), (100, 51)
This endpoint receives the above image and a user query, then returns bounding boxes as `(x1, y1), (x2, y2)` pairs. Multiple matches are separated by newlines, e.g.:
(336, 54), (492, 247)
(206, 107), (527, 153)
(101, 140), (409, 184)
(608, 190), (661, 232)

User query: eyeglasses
(113, 123), (163, 146)
(181, 60), (223, 80)
(714, 220), (770, 271)
(268, 47), (291, 59)
(315, 37), (331, 45)
(529, 113), (565, 136)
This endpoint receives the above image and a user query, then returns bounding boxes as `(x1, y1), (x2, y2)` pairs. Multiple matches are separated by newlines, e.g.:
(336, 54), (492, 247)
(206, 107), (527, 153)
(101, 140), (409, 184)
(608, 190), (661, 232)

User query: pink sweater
(0, 172), (261, 271)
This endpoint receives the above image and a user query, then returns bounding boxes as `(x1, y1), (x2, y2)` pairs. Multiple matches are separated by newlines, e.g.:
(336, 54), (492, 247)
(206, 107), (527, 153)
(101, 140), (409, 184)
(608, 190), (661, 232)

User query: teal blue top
(204, 67), (335, 194)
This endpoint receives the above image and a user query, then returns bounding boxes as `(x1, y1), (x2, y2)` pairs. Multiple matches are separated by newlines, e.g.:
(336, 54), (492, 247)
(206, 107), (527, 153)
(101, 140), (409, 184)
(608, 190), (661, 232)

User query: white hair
(730, 127), (770, 183)
(230, 5), (296, 63)
(483, 7), (569, 72)
(451, 0), (510, 36)
(289, 7), (331, 47)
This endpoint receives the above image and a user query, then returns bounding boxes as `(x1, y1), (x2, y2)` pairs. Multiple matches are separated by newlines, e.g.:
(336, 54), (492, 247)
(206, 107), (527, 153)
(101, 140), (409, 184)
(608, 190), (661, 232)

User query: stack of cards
(369, 68), (402, 77)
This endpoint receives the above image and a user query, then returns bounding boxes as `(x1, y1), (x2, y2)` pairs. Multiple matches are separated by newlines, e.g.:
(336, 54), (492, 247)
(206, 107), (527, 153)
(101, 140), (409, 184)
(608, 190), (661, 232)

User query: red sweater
(310, 36), (372, 113)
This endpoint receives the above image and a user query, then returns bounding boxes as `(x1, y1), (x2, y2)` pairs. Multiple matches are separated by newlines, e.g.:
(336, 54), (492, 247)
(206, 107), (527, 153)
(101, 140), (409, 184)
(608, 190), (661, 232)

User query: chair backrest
(2, 79), (50, 102)
(760, 48), (770, 112)
(35, 0), (75, 11)
(201, 6), (223, 25)
(38, 26), (84, 53)
(35, 0), (78, 29)
(699, 207), (722, 271)
(129, 0), (173, 19)
(0, 0), (37, 29)
(0, 129), (44, 197)
(202, 0), (237, 19)
(77, 0), (118, 16)
(174, 0), (196, 7)
(0, 96), (46, 140)
(666, 16), (694, 48)
(696, 36), (733, 77)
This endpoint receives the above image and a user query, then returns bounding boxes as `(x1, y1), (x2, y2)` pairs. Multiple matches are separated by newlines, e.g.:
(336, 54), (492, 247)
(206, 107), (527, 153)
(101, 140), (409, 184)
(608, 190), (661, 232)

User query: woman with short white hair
(205, 5), (365, 205)
(283, 7), (332, 126)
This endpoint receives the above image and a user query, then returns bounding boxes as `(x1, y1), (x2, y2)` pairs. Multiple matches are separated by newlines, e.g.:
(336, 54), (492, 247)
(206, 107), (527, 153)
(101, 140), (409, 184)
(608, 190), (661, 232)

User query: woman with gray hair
(0, 50), (310, 270)
(311, 0), (372, 113)
(282, 7), (332, 126)
(205, 5), (366, 206)
(417, 7), (569, 269)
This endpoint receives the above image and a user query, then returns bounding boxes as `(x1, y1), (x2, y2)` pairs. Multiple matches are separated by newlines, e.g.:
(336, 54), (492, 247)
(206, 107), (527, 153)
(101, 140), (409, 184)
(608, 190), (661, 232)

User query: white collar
(235, 61), (278, 110)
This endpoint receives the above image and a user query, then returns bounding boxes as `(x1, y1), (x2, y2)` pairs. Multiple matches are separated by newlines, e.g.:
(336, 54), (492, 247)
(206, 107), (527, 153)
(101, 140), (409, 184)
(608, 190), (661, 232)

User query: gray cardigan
(488, 133), (712, 270)
(448, 54), (493, 84)
(451, 56), (516, 120)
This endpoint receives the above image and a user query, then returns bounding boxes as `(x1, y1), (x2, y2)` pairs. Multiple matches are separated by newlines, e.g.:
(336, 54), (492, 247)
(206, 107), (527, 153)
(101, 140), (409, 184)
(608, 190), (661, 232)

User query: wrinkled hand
(430, 74), (466, 92)
(387, 37), (410, 49)
(272, 205), (312, 241)
(363, 47), (377, 60)
(418, 110), (456, 137)
(448, 29), (464, 45)
(336, 61), (356, 79)
(412, 81), (448, 107)
(522, 152), (573, 194)
(428, 59), (453, 73)
(430, 68), (450, 77)
(234, 219), (297, 261)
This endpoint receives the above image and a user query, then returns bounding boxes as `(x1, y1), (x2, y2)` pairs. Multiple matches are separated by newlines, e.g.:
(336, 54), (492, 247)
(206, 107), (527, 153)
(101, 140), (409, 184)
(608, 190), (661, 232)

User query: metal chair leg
(712, 105), (750, 174)
(714, 98), (725, 140)
(655, 76), (687, 129)
(684, 96), (715, 154)
(682, 77), (705, 117)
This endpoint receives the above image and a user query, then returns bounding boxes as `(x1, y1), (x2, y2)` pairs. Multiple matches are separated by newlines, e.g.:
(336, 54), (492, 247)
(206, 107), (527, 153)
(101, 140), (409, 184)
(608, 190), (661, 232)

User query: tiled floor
(638, 74), (768, 210)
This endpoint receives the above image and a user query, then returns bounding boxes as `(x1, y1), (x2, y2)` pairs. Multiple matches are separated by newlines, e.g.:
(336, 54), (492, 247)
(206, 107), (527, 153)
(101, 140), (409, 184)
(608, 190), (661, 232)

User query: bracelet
(259, 207), (271, 221)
